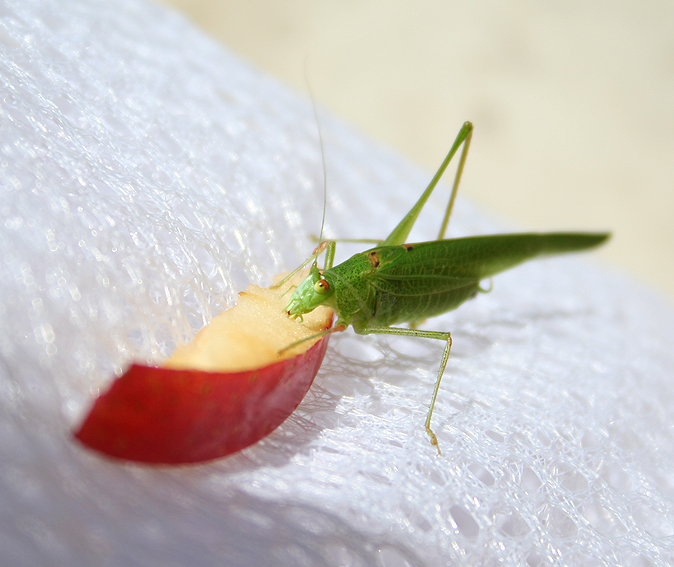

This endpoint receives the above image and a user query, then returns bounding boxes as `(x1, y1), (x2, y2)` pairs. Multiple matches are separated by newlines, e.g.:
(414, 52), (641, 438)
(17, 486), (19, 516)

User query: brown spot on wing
(368, 250), (380, 268)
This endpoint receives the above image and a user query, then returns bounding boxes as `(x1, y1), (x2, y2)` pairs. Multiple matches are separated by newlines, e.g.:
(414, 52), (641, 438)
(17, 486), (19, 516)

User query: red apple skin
(74, 334), (330, 464)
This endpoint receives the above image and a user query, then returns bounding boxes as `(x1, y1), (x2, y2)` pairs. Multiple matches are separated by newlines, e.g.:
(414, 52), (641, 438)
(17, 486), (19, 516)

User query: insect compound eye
(314, 279), (330, 294)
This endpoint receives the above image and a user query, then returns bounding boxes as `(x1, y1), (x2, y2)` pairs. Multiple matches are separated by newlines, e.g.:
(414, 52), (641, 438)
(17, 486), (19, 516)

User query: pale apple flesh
(74, 271), (334, 464)
(164, 272), (333, 372)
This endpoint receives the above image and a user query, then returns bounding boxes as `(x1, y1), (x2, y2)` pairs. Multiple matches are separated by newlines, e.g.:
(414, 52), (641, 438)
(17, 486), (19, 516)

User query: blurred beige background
(158, 0), (674, 302)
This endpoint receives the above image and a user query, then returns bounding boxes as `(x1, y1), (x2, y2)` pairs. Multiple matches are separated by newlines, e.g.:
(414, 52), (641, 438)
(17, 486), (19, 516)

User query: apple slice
(74, 271), (333, 464)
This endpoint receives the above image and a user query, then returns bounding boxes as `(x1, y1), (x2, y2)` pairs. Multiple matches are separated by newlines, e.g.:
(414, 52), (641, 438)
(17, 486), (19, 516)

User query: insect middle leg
(351, 323), (452, 453)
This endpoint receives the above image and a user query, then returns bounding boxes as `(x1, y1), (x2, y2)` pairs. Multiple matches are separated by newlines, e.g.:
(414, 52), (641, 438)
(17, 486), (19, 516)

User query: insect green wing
(368, 232), (610, 296)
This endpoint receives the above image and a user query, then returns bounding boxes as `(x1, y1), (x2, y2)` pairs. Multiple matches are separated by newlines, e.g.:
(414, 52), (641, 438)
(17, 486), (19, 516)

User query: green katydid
(277, 121), (609, 451)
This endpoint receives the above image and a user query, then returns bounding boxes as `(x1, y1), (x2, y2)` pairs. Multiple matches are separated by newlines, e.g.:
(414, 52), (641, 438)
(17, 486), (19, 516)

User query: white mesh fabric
(1, 1), (673, 566)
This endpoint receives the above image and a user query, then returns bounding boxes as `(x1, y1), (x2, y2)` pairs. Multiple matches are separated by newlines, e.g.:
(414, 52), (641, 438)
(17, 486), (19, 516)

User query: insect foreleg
(351, 323), (452, 454)
(323, 240), (336, 270)
(273, 240), (337, 289)
(278, 323), (347, 355)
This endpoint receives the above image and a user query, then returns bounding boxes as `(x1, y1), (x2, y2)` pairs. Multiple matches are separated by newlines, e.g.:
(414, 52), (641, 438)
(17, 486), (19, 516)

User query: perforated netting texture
(1, 0), (674, 565)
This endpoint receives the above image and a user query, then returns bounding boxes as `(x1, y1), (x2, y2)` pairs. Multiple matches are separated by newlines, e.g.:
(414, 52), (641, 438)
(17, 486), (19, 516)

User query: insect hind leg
(437, 122), (473, 240)
(381, 121), (473, 247)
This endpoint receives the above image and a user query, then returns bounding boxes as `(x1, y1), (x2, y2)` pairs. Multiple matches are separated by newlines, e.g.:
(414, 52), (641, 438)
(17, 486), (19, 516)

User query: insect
(277, 121), (610, 451)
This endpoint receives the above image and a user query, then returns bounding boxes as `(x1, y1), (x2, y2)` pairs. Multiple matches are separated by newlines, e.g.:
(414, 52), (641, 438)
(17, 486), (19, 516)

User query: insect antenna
(270, 82), (329, 290)
(308, 82), (329, 271)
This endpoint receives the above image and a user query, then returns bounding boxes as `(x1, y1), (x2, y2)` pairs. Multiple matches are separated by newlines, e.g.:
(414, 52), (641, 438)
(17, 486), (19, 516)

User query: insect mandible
(276, 121), (609, 452)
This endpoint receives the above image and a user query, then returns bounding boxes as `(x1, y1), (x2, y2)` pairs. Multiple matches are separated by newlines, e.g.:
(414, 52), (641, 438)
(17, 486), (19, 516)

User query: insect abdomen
(370, 282), (480, 326)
